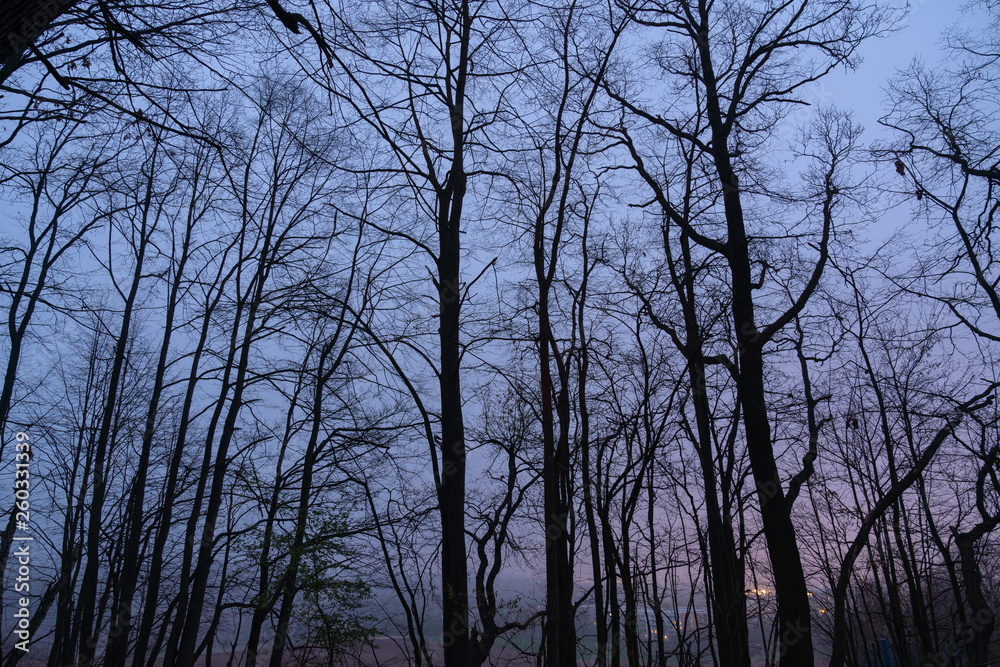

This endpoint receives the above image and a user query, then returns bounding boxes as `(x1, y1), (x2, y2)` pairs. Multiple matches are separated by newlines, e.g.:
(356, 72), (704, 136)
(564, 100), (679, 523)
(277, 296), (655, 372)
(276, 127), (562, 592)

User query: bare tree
(285, 2), (524, 663)
(607, 2), (896, 662)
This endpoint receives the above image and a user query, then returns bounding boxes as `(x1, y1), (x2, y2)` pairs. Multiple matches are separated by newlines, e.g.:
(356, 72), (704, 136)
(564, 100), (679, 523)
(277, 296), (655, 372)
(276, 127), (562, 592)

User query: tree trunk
(436, 6), (471, 665)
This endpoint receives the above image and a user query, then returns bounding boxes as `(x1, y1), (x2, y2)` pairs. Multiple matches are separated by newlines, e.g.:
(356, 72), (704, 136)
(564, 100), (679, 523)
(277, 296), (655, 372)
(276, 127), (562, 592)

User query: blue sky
(825, 0), (964, 133)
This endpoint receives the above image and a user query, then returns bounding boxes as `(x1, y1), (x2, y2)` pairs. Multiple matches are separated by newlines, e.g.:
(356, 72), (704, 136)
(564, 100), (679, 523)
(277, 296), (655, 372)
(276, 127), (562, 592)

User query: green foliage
(297, 574), (376, 664)
(241, 506), (376, 663)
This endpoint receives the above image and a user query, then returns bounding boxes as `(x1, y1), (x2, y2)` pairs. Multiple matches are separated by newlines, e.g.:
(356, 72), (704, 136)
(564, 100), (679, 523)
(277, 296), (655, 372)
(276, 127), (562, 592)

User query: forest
(1, 0), (999, 665)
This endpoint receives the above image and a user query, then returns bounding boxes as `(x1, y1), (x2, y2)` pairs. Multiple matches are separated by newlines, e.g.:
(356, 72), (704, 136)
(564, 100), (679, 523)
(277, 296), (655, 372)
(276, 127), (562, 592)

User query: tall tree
(609, 2), (894, 662)
(294, 2), (519, 663)
(508, 2), (628, 661)
(616, 121), (751, 666)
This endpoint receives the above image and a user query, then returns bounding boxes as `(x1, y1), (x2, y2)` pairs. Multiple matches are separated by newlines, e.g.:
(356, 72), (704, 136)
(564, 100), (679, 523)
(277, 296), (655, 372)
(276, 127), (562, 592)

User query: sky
(824, 1), (964, 136)
(783, 0), (968, 248)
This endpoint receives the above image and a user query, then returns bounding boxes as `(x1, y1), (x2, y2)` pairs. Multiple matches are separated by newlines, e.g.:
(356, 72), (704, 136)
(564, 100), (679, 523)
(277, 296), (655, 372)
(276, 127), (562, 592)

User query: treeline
(0, 1), (999, 667)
